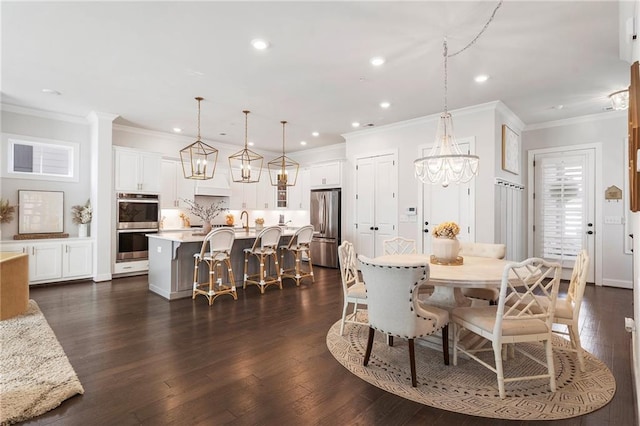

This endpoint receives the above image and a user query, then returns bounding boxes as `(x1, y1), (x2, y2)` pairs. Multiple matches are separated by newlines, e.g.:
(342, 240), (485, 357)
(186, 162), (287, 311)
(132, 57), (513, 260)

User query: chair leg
(545, 338), (557, 392)
(493, 340), (506, 399)
(452, 323), (459, 366)
(340, 302), (349, 335)
(441, 324), (449, 365)
(568, 323), (586, 372)
(192, 258), (199, 299)
(363, 327), (375, 366)
(273, 253), (282, 289)
(408, 338), (417, 387)
(307, 250), (315, 282)
(243, 252), (249, 289)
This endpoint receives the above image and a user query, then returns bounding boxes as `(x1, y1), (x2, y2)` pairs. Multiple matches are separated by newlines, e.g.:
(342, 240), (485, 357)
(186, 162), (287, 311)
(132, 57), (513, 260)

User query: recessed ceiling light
(248, 141), (255, 146)
(553, 104), (564, 110)
(173, 127), (182, 133)
(474, 75), (489, 83)
(312, 132), (319, 137)
(300, 141), (307, 146)
(251, 39), (270, 50)
(370, 57), (385, 67)
(380, 101), (391, 109)
(41, 88), (61, 95)
(352, 122), (360, 128)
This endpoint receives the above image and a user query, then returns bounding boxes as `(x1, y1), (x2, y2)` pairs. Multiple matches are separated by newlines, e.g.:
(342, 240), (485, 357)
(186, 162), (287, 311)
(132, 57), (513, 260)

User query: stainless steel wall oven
(116, 193), (159, 261)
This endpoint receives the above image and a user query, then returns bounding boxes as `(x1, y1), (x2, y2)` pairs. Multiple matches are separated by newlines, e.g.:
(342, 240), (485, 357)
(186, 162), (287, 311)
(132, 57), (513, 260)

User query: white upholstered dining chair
(383, 237), (417, 255)
(459, 242), (506, 305)
(452, 257), (561, 399)
(192, 228), (237, 305)
(338, 241), (367, 335)
(358, 255), (450, 387)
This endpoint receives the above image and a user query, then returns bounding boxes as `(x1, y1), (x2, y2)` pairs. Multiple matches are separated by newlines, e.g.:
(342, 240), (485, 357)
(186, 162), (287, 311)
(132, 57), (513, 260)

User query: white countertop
(149, 227), (298, 242)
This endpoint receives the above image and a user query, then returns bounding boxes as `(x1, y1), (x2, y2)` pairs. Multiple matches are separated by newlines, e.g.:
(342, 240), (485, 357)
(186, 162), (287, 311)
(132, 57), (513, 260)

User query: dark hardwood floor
(23, 267), (635, 426)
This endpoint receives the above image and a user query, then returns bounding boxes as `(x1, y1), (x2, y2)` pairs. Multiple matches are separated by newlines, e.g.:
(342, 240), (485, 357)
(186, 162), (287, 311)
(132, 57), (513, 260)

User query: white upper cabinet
(114, 147), (161, 193)
(287, 167), (310, 210)
(161, 159), (195, 208)
(310, 161), (341, 188)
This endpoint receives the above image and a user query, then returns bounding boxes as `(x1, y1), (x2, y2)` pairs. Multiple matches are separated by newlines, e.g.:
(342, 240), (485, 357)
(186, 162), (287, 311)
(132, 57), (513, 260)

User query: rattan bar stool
(243, 226), (283, 294)
(192, 228), (237, 305)
(279, 225), (315, 286)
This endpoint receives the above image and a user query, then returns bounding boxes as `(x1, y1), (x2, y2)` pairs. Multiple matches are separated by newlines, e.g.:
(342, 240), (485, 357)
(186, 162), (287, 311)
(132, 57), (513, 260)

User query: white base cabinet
(0, 239), (93, 284)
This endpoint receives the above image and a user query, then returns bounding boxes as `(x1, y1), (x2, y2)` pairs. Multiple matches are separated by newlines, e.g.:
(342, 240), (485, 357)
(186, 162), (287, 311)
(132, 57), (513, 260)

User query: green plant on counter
(0, 198), (16, 224)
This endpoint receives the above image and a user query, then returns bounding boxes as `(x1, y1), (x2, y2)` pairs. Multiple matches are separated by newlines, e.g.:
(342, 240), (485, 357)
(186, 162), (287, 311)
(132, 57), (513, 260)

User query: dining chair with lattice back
(192, 228), (237, 305)
(506, 249), (590, 372)
(358, 255), (450, 387)
(459, 242), (506, 305)
(383, 237), (417, 255)
(279, 225), (315, 287)
(452, 257), (561, 399)
(338, 241), (367, 335)
(243, 226), (283, 294)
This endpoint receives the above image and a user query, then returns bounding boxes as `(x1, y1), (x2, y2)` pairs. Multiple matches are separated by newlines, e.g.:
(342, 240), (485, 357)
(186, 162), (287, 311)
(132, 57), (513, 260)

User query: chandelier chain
(447, 0), (503, 58)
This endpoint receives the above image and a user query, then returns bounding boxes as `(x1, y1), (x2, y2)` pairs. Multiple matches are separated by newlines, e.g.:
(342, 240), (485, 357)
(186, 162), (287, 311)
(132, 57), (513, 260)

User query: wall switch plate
(157, 246), (162, 253)
(399, 214), (409, 223)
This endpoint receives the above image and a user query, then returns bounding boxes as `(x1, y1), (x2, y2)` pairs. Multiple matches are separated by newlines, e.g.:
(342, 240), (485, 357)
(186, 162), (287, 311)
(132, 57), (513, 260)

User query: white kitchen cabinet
(30, 243), (63, 282)
(255, 176), (275, 209)
(287, 167), (310, 210)
(114, 147), (162, 193)
(310, 161), (341, 188)
(161, 159), (195, 208)
(62, 241), (93, 278)
(0, 239), (93, 284)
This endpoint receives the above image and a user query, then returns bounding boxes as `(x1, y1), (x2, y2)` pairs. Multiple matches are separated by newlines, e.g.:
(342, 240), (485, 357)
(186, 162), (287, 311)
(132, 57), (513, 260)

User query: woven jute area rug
(326, 320), (615, 421)
(0, 300), (84, 425)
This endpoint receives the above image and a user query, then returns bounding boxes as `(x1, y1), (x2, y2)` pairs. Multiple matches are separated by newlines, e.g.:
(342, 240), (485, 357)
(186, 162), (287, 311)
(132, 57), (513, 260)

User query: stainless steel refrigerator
(310, 188), (341, 268)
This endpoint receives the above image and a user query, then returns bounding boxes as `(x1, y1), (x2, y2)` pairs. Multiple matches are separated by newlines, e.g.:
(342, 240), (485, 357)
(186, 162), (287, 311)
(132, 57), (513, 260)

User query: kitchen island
(147, 228), (297, 300)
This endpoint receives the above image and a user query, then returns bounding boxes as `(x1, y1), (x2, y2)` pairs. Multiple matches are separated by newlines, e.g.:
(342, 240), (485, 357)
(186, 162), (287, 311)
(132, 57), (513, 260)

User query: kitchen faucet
(241, 210), (249, 230)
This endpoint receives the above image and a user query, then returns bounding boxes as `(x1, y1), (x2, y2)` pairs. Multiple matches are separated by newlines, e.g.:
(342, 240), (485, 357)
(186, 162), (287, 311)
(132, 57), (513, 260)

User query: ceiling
(1, 1), (630, 154)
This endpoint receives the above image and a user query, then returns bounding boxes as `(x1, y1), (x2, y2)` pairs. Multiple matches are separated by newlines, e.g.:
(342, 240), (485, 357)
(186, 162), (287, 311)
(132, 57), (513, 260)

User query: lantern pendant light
(229, 110), (263, 183)
(180, 97), (218, 180)
(268, 120), (299, 187)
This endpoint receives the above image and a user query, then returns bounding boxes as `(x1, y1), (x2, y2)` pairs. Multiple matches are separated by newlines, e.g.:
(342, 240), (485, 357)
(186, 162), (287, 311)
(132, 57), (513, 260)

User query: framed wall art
(502, 124), (520, 175)
(18, 190), (64, 234)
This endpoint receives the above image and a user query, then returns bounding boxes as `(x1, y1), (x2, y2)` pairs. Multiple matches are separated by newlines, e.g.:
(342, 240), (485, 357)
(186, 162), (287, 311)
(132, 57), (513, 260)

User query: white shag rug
(327, 319), (616, 421)
(0, 300), (84, 425)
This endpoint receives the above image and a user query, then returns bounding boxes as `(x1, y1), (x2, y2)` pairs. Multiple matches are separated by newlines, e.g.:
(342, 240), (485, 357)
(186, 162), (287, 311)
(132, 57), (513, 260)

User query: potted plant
(182, 199), (226, 234)
(431, 221), (460, 263)
(71, 199), (92, 237)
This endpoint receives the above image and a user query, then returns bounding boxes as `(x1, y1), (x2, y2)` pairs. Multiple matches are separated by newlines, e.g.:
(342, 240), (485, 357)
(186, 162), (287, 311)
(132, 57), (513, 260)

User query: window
(2, 134), (79, 182)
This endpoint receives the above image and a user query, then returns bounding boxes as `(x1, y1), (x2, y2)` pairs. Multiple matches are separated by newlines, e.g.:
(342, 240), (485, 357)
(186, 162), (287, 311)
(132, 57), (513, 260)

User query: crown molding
(342, 101), (501, 139)
(495, 101), (525, 130)
(1, 103), (88, 124)
(524, 109), (627, 131)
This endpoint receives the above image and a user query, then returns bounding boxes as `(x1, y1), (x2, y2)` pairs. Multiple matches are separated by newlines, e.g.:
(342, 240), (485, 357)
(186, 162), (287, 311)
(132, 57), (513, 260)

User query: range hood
(194, 173), (231, 197)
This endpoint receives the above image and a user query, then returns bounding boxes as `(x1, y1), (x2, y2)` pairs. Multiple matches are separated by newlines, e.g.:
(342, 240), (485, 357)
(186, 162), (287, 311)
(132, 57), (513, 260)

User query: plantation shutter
(534, 154), (587, 265)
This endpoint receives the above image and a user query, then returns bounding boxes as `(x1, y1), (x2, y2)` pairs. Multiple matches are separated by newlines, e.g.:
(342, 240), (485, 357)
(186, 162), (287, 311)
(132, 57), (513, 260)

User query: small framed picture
(502, 124), (520, 175)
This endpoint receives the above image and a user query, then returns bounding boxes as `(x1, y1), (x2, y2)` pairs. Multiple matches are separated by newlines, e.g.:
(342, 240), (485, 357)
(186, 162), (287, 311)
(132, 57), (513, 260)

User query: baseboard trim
(602, 278), (633, 289)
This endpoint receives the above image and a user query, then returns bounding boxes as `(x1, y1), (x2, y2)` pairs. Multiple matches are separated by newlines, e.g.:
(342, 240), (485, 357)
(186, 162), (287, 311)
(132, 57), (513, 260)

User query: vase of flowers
(71, 199), (92, 237)
(182, 199), (226, 234)
(431, 221), (460, 263)
(254, 217), (264, 231)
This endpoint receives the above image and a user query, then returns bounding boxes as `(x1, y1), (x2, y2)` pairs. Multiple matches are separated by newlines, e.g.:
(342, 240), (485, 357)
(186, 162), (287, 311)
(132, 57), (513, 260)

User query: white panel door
(373, 154), (397, 256)
(356, 153), (397, 258)
(421, 142), (473, 254)
(533, 149), (595, 282)
(356, 157), (375, 258)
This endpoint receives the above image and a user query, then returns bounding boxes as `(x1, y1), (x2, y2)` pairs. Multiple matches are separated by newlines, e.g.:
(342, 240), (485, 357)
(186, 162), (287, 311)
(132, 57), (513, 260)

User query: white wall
(0, 110), (91, 239)
(343, 101), (509, 248)
(522, 112), (632, 287)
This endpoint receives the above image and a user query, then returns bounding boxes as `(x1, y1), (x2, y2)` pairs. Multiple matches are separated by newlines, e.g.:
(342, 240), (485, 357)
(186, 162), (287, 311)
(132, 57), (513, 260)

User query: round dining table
(372, 254), (512, 309)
